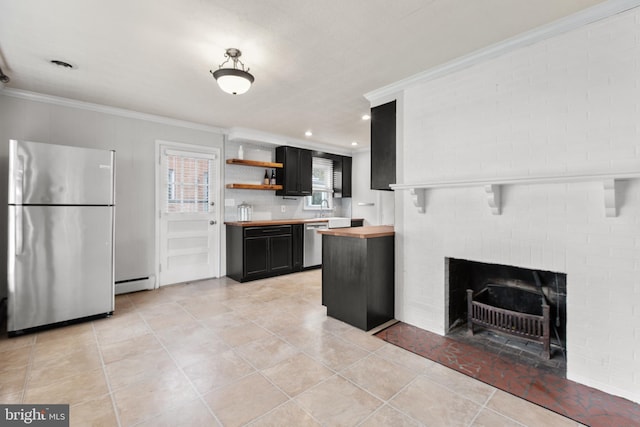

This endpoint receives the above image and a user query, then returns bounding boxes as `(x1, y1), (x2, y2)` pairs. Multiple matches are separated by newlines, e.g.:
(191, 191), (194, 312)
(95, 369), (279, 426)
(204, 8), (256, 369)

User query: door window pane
(166, 155), (211, 213)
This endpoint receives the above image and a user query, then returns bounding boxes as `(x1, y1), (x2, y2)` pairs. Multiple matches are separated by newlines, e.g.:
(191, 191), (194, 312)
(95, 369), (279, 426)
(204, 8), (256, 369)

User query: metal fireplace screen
(467, 285), (550, 359)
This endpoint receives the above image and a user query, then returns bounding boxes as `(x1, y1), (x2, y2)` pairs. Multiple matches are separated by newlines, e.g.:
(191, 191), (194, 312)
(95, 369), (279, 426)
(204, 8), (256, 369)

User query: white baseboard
(115, 276), (155, 295)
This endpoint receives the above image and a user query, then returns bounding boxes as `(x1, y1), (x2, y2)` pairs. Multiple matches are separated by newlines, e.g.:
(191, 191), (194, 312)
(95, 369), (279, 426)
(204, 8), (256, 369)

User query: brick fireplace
(445, 258), (566, 366)
(373, 4), (640, 403)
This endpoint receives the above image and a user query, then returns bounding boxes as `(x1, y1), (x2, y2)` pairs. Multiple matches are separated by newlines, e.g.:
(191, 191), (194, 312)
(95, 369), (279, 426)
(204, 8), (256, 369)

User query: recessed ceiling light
(351, 142), (358, 146)
(305, 130), (312, 137)
(361, 114), (371, 120)
(50, 59), (75, 69)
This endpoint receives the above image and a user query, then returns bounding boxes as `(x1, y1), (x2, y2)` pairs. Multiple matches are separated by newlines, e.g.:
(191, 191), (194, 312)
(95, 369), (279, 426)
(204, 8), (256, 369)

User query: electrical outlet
(281, 205), (286, 213)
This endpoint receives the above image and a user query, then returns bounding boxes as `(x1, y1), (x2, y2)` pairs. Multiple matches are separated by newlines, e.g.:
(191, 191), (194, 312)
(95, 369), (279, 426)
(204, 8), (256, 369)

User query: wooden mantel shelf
(226, 158), (283, 168)
(390, 171), (640, 217)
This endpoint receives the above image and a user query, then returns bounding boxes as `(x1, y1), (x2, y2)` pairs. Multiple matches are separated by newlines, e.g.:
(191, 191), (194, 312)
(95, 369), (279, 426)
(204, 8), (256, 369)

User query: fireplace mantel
(390, 171), (640, 217)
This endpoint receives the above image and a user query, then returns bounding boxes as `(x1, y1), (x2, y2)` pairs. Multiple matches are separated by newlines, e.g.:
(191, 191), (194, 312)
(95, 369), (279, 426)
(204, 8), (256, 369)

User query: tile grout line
(214, 278), (337, 425)
(465, 387), (497, 427)
(225, 287), (387, 425)
(19, 334), (38, 404)
(210, 298), (327, 425)
(378, 374), (433, 426)
(91, 320), (123, 427)
(134, 302), (226, 427)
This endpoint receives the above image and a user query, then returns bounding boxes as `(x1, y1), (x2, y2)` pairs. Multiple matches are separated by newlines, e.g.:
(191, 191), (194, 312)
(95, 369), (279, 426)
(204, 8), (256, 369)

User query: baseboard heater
(115, 276), (155, 295)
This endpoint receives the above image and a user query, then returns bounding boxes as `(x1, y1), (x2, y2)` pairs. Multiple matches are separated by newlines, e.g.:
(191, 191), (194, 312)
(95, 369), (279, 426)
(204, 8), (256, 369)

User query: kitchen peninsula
(319, 226), (395, 331)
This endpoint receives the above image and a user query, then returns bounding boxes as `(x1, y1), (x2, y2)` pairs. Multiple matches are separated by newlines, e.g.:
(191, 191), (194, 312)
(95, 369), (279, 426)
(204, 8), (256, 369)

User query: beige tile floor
(0, 270), (585, 427)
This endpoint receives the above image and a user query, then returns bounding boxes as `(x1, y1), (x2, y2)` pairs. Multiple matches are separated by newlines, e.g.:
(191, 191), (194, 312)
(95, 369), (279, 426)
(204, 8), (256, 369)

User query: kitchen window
(305, 157), (333, 211)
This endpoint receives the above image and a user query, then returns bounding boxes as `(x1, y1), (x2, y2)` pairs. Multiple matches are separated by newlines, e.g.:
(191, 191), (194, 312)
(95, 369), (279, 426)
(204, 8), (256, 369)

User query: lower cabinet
(292, 224), (304, 272)
(322, 233), (394, 331)
(227, 225), (302, 282)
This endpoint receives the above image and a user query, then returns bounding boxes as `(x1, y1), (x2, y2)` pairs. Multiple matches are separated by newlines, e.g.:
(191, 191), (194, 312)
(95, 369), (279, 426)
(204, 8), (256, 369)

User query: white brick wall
(397, 7), (640, 403)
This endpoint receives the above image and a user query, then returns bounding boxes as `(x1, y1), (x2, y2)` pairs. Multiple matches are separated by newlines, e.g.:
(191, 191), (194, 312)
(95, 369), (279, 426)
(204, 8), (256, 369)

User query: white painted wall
(351, 149), (396, 226)
(351, 150), (377, 225)
(0, 93), (224, 297)
(394, 8), (640, 402)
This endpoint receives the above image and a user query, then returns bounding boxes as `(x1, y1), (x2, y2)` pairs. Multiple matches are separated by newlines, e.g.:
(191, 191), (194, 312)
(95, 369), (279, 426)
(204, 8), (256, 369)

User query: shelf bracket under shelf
(485, 184), (501, 215)
(603, 179), (617, 217)
(409, 188), (426, 214)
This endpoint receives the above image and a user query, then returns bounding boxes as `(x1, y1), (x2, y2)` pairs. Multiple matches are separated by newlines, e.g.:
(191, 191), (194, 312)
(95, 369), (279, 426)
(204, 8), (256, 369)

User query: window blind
(312, 157), (334, 191)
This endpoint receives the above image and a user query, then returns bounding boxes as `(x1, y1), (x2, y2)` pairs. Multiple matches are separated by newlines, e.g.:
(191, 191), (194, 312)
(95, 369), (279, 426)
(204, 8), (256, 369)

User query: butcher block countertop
(225, 218), (363, 227)
(317, 225), (394, 239)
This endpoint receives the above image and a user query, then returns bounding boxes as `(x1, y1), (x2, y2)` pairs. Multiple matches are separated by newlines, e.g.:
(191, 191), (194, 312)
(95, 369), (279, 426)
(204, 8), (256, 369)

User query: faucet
(320, 199), (330, 218)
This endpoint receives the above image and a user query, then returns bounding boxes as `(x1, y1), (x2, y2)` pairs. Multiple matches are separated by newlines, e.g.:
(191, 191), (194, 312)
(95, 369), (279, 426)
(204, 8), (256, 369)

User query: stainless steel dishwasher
(303, 222), (328, 268)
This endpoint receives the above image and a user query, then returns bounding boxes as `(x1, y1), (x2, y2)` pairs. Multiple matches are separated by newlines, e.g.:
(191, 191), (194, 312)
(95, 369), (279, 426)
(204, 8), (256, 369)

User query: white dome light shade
(210, 48), (254, 95)
(213, 68), (254, 95)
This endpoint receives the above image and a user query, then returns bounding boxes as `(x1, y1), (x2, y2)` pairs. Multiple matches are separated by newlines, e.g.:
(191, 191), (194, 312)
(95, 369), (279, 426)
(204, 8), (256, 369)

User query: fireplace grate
(467, 286), (550, 359)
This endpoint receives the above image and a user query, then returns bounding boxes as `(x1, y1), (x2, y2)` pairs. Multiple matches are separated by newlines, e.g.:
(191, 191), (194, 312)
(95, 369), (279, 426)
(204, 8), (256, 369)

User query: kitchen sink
(326, 217), (352, 228)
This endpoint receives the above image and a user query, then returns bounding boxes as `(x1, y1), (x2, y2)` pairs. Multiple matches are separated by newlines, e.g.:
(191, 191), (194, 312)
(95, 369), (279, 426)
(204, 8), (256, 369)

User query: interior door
(158, 146), (220, 286)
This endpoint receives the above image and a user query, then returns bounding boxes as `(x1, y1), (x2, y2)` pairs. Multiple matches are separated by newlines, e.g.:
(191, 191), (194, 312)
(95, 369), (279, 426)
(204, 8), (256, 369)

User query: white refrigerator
(7, 139), (115, 335)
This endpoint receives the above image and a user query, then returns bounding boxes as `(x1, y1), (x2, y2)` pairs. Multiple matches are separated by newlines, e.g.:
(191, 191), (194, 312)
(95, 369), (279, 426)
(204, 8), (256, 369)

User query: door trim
(154, 140), (222, 288)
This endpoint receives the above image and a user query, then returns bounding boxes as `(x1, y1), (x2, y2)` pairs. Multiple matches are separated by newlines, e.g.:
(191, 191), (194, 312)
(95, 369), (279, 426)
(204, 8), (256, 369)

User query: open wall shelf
(225, 183), (283, 191)
(225, 158), (283, 191)
(226, 159), (283, 168)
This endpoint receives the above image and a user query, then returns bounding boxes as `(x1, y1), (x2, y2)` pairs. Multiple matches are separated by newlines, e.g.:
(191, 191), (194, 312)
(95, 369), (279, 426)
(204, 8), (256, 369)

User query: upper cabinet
(332, 155), (352, 198)
(275, 146), (313, 196)
(371, 100), (396, 191)
(276, 146), (353, 198)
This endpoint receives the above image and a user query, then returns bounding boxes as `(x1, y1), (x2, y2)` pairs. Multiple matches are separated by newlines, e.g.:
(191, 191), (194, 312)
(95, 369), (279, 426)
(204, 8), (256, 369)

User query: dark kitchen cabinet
(226, 225), (293, 282)
(342, 156), (352, 198)
(322, 231), (395, 331)
(292, 224), (304, 272)
(331, 155), (352, 198)
(371, 100), (396, 190)
(275, 146), (312, 196)
(244, 236), (269, 276)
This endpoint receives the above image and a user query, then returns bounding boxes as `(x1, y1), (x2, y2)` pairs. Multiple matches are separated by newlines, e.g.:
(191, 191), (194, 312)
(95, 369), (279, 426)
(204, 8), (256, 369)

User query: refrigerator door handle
(15, 205), (23, 255)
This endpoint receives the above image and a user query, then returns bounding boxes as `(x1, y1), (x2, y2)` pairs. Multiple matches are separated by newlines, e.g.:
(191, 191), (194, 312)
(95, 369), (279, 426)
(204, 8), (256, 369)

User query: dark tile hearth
(375, 322), (640, 427)
(447, 326), (567, 378)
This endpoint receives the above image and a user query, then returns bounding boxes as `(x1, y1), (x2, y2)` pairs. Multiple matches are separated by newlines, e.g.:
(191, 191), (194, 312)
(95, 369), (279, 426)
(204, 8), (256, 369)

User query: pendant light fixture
(210, 48), (254, 95)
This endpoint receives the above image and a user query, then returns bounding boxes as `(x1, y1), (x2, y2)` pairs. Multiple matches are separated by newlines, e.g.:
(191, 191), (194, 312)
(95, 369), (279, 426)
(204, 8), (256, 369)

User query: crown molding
(0, 89), (357, 154)
(227, 127), (354, 156)
(0, 88), (226, 134)
(365, 0), (640, 104)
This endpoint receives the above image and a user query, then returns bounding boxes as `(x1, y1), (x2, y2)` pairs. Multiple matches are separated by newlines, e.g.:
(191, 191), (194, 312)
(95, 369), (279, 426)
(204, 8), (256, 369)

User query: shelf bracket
(485, 184), (501, 215)
(603, 179), (617, 217)
(409, 188), (426, 213)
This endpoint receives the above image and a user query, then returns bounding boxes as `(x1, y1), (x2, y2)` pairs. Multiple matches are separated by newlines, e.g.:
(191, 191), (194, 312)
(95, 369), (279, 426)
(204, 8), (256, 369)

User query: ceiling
(0, 0), (607, 150)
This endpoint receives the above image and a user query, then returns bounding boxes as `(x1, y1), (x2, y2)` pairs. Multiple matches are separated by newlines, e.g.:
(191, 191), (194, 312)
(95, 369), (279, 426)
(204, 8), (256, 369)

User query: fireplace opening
(446, 258), (567, 369)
